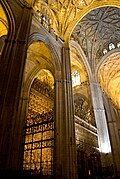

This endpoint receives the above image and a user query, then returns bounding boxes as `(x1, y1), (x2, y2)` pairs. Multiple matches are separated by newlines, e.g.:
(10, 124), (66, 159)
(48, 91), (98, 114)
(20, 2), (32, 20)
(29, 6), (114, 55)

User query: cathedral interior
(0, 0), (120, 178)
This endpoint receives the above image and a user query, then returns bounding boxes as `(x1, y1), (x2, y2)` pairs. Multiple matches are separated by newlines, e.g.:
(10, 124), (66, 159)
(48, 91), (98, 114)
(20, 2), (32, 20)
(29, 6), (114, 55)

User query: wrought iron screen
(23, 110), (54, 176)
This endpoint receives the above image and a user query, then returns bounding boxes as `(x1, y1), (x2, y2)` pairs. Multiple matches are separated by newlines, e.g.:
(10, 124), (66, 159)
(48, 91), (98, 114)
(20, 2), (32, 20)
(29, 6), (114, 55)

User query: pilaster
(90, 83), (113, 172)
(54, 45), (78, 179)
(103, 94), (120, 177)
(54, 78), (63, 178)
(0, 1), (32, 170)
(56, 45), (77, 179)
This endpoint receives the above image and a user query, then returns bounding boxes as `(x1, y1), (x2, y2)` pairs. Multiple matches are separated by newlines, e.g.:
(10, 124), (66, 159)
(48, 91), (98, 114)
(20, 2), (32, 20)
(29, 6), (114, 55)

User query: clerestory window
(72, 70), (80, 87)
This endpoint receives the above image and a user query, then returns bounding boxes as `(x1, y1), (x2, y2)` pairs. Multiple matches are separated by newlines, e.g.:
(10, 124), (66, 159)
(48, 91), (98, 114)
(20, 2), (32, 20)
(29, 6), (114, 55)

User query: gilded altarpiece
(23, 78), (54, 176)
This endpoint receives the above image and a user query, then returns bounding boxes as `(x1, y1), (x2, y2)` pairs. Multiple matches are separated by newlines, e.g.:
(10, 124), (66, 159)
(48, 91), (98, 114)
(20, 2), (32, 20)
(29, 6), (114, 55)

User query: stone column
(54, 75), (63, 178)
(12, 87), (30, 169)
(0, 2), (32, 170)
(90, 83), (113, 171)
(55, 45), (77, 179)
(103, 94), (120, 177)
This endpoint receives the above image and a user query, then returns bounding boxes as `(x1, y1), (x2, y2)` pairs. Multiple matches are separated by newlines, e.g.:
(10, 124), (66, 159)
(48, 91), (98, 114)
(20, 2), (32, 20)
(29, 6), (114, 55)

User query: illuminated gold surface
(25, 0), (35, 6)
(25, 41), (55, 82)
(27, 41), (55, 71)
(23, 74), (54, 173)
(36, 69), (54, 89)
(24, 0), (120, 41)
(34, 0), (94, 38)
(71, 6), (120, 110)
(98, 53), (120, 109)
(0, 4), (8, 37)
(24, 1), (120, 110)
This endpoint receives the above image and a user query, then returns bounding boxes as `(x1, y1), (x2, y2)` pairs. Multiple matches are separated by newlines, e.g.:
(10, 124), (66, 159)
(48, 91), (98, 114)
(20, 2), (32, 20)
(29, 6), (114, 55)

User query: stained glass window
(109, 43), (115, 50)
(103, 49), (107, 55)
(72, 70), (80, 87)
(117, 42), (120, 48)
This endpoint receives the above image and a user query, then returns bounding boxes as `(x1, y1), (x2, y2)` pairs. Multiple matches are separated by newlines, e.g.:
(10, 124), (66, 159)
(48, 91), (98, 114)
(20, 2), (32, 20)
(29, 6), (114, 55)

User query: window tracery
(109, 43), (115, 51)
(102, 42), (120, 55)
(72, 70), (80, 87)
(117, 42), (120, 48)
(103, 49), (108, 55)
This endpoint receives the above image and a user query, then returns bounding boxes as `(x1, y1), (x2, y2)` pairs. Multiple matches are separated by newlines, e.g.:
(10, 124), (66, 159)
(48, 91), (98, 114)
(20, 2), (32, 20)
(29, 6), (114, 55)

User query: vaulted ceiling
(0, 0), (119, 109)
(23, 0), (120, 108)
(24, 41), (55, 85)
(25, 0), (120, 40)
(71, 6), (120, 108)
(98, 52), (120, 108)
(71, 6), (120, 70)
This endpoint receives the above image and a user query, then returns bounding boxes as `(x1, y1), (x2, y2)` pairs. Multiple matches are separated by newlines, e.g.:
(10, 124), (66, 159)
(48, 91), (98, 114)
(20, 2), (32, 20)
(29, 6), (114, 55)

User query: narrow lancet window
(117, 42), (120, 48)
(72, 70), (80, 87)
(109, 43), (115, 50)
(103, 49), (108, 55)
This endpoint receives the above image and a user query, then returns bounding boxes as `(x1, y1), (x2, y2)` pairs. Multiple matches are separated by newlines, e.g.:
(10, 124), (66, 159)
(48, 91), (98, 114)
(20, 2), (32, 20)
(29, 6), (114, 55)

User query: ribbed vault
(26, 41), (55, 77)
(25, 0), (120, 41)
(98, 52), (120, 109)
(71, 6), (120, 71)
(71, 6), (120, 110)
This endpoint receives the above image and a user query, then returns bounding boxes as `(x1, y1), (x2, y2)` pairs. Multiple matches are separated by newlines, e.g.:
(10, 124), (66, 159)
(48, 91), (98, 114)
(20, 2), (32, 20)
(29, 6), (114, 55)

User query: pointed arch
(65, 1), (120, 42)
(70, 40), (93, 82)
(28, 32), (61, 73)
(95, 49), (120, 108)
